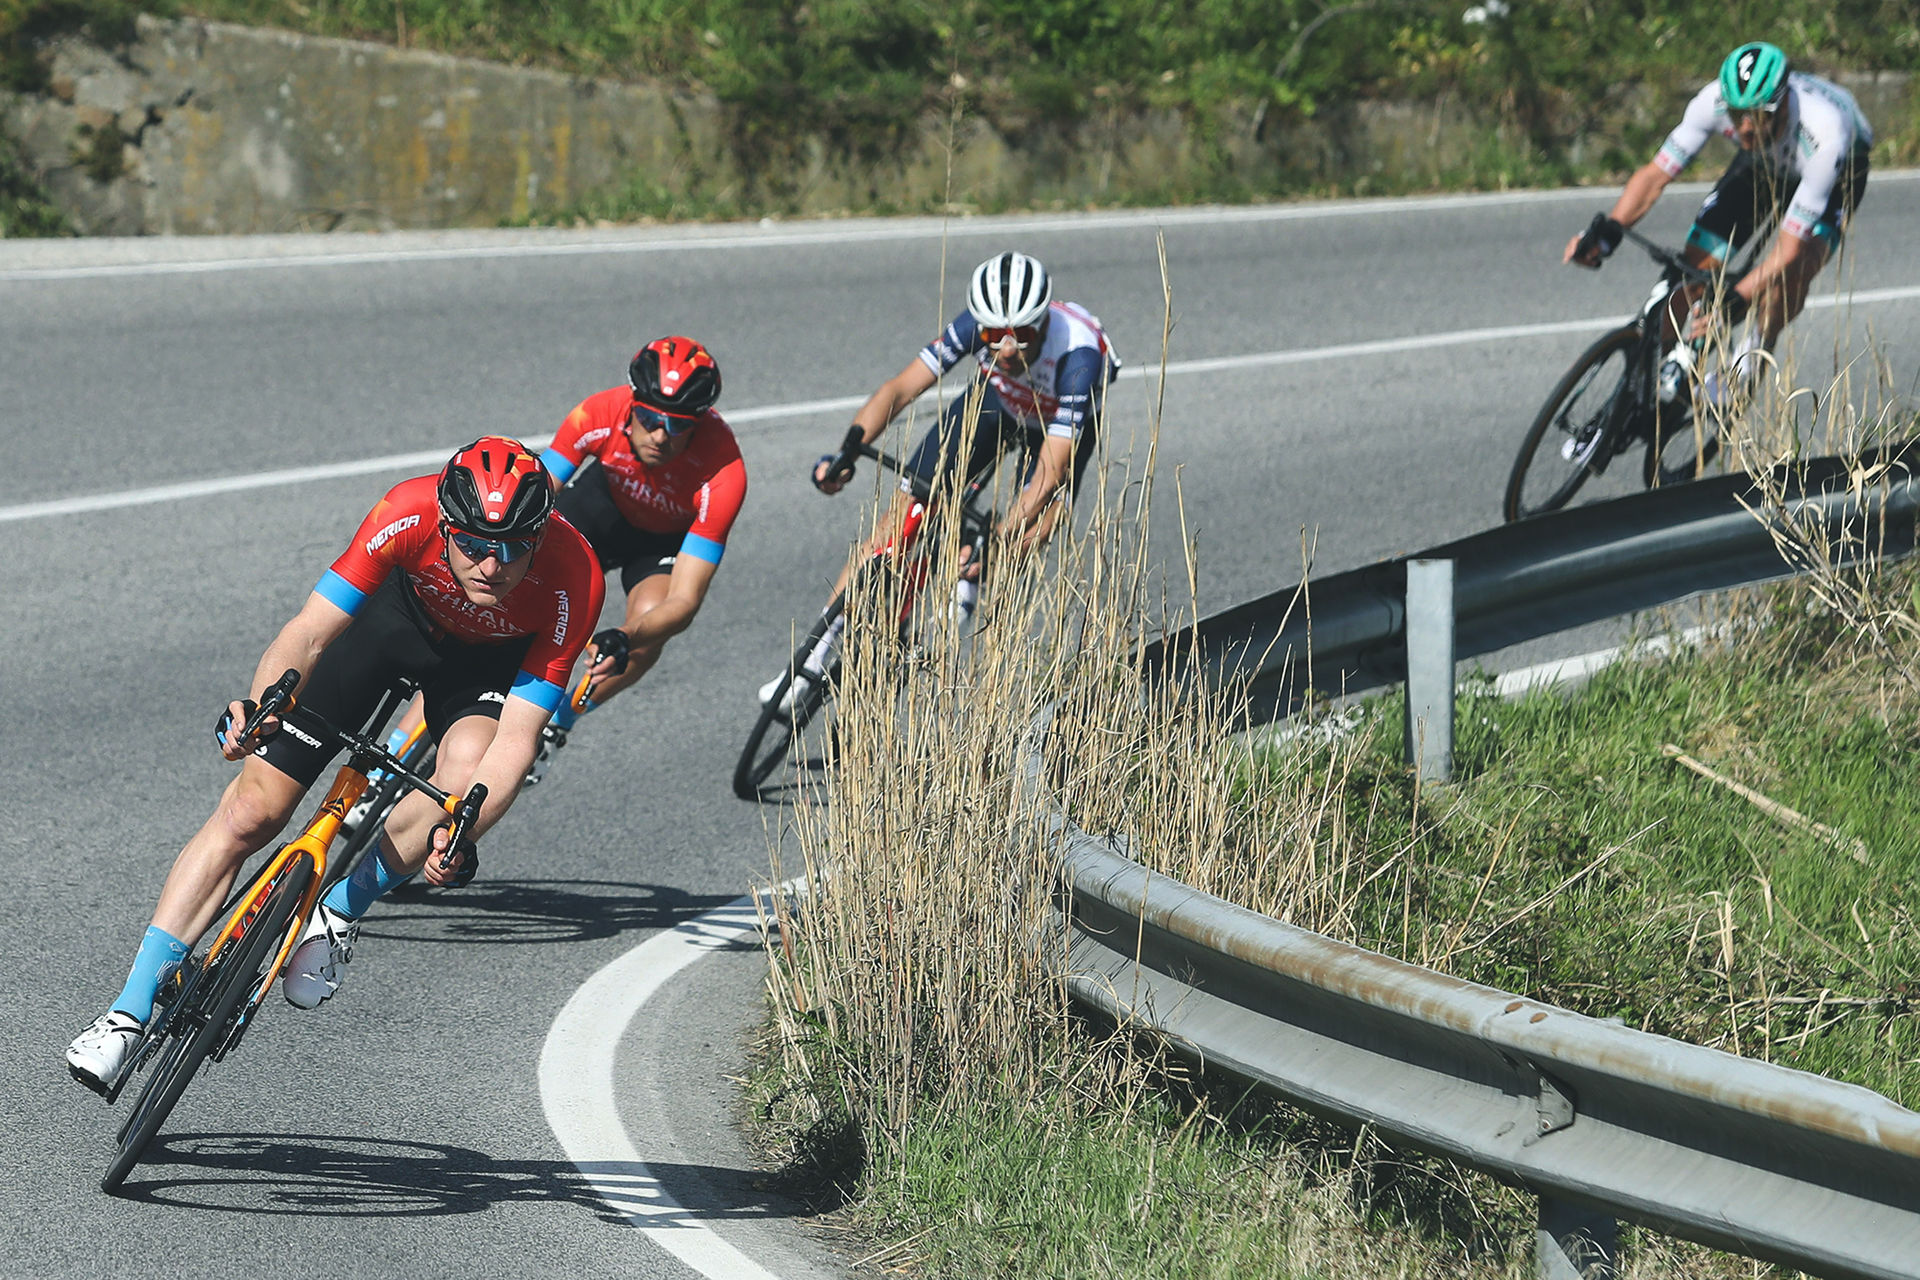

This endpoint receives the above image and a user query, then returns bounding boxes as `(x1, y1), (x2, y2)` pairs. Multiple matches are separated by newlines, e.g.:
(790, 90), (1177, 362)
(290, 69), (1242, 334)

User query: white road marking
(6, 172), (1917, 283)
(539, 894), (787, 1280)
(11, 280), (1919, 526)
(0, 186), (1677, 283)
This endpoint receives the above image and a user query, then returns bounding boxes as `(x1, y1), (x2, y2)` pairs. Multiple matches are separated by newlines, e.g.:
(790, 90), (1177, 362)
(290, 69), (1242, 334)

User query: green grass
(5, 0), (1918, 227)
(1266, 597), (1920, 1106)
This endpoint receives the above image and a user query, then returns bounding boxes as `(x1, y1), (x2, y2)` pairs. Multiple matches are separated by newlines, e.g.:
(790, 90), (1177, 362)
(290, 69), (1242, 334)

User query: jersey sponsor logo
(365, 513), (421, 555)
(611, 472), (695, 520)
(552, 589), (570, 645)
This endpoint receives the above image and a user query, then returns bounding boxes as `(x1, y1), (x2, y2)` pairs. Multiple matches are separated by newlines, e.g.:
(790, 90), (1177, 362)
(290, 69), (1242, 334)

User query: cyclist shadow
(113, 1132), (821, 1224)
(361, 880), (737, 947)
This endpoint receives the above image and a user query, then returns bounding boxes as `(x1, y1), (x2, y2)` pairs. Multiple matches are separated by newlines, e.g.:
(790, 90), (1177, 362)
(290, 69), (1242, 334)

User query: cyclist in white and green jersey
(1565, 42), (1872, 405)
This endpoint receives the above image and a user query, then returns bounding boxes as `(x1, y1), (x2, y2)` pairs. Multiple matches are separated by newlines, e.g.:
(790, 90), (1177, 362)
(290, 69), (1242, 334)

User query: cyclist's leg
(554, 528), (680, 715)
(373, 632), (532, 878)
(1668, 152), (1770, 340)
(824, 385), (1011, 593)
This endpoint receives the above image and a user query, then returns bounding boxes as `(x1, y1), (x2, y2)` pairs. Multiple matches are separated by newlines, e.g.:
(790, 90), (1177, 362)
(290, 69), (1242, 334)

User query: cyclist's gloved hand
(1571, 213), (1623, 268)
(589, 627), (631, 676)
(213, 698), (266, 756)
(427, 823), (479, 888)
(812, 425), (865, 494)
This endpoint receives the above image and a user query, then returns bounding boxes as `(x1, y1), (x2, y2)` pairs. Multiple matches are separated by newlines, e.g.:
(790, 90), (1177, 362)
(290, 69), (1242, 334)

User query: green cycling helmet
(1720, 42), (1790, 112)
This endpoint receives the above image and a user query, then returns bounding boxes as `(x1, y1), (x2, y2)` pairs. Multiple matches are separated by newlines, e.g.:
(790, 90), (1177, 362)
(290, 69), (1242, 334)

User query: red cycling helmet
(437, 436), (553, 539)
(629, 336), (721, 416)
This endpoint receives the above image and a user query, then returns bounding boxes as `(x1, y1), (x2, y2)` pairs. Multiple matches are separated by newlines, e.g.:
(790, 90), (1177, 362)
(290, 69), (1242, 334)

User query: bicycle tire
(1642, 403), (1721, 490)
(102, 853), (314, 1194)
(733, 596), (844, 800)
(1503, 325), (1641, 522)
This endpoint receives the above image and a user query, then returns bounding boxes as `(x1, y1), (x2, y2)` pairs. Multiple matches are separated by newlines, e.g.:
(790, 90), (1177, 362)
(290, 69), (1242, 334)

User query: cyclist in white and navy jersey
(758, 251), (1120, 708)
(1566, 42), (1872, 405)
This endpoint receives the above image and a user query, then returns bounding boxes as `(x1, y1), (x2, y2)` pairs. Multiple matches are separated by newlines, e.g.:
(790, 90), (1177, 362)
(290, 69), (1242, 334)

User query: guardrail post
(1404, 558), (1455, 782)
(1537, 1197), (1618, 1280)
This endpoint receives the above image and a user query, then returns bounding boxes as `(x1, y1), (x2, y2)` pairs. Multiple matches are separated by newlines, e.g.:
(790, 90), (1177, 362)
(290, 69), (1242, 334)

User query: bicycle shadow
(359, 880), (737, 947)
(110, 1132), (821, 1225)
(739, 750), (831, 809)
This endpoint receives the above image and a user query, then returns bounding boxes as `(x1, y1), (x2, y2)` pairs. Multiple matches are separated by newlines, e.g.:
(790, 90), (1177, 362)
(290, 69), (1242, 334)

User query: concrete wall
(3, 16), (1912, 236)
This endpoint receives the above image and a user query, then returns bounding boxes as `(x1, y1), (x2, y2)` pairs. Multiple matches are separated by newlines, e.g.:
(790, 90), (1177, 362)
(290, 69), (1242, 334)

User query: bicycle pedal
(69, 1061), (115, 1099)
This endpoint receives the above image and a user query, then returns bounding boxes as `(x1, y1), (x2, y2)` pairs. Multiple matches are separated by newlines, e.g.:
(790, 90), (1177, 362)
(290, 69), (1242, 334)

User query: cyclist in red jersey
(529, 336), (747, 771)
(66, 438), (603, 1093)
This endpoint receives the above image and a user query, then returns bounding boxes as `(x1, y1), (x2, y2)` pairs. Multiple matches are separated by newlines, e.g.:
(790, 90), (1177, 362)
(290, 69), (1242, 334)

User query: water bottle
(1657, 342), (1694, 404)
(952, 578), (978, 628)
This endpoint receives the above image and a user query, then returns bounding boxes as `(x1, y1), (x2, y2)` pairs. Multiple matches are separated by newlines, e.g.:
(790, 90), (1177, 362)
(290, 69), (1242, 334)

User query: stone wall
(3, 16), (1912, 236)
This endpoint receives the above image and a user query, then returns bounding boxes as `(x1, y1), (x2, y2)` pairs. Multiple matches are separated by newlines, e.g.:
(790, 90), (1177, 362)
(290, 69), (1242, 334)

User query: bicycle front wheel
(1503, 325), (1640, 522)
(733, 597), (845, 800)
(102, 852), (314, 1194)
(1642, 403), (1721, 490)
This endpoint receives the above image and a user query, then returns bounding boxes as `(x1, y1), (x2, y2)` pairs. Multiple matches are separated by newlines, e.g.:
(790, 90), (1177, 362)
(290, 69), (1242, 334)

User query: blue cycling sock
(551, 703), (583, 731)
(323, 838), (411, 919)
(113, 925), (190, 1023)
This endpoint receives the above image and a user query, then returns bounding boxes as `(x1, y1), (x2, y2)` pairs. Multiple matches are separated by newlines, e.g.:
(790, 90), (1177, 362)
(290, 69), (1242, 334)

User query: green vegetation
(0, 128), (71, 234)
(4, 0), (1917, 225)
(1271, 597), (1920, 1105)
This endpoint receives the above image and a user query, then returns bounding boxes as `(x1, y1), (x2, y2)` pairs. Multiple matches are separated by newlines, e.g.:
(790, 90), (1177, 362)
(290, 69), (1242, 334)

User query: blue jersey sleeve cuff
(539, 448), (577, 486)
(315, 569), (369, 616)
(509, 672), (567, 714)
(680, 533), (725, 565)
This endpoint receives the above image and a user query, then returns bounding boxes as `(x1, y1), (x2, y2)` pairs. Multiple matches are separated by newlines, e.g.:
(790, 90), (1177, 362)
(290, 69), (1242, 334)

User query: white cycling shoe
(282, 906), (359, 1009)
(67, 1011), (143, 1094)
(757, 670), (819, 716)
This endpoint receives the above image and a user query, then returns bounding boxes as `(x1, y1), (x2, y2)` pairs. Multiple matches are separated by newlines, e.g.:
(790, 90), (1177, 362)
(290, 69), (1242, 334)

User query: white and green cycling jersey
(1654, 71), (1872, 241)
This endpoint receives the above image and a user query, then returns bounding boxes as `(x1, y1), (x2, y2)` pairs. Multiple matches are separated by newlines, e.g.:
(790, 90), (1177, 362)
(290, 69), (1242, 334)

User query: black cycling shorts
(556, 463), (681, 596)
(254, 574), (532, 788)
(901, 383), (1099, 498)
(1689, 142), (1871, 261)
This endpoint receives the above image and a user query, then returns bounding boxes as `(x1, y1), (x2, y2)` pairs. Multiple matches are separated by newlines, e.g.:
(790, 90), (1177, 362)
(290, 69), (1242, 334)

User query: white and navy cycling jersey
(1655, 71), (1872, 241)
(918, 301), (1121, 441)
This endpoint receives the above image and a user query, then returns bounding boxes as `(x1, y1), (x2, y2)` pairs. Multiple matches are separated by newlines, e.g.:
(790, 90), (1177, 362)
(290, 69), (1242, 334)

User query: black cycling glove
(1577, 212), (1624, 264)
(213, 699), (262, 751)
(432, 823), (480, 888)
(591, 627), (632, 675)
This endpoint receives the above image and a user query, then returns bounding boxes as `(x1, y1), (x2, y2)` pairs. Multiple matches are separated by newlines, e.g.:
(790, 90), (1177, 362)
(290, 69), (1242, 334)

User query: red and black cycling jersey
(313, 474), (604, 713)
(539, 386), (748, 566)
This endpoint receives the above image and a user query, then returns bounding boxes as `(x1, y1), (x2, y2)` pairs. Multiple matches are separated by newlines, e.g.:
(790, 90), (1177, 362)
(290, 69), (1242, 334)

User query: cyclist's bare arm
(380, 693), (548, 882)
(593, 555), (717, 673)
(218, 594), (354, 759)
(1000, 433), (1077, 548)
(1566, 162), (1673, 266)
(814, 358), (939, 492)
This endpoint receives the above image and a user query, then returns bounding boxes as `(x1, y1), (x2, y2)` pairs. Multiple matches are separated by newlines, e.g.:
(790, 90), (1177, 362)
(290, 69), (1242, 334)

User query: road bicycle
(329, 661), (598, 888)
(97, 669), (484, 1193)
(733, 426), (997, 800)
(1503, 228), (1757, 522)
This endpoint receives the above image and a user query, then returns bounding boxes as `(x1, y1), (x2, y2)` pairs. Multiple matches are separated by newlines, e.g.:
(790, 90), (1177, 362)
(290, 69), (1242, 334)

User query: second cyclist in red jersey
(533, 336), (747, 769)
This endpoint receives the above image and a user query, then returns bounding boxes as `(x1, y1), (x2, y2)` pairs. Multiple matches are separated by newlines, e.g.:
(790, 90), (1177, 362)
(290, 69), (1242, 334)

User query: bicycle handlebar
(824, 428), (995, 542)
(1621, 227), (1717, 287)
(255, 668), (480, 821)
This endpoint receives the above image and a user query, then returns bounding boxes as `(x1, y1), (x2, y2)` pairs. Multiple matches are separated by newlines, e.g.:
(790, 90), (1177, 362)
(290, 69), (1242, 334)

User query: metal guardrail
(1052, 451), (1920, 1278)
(1143, 446), (1920, 726)
(1056, 830), (1920, 1280)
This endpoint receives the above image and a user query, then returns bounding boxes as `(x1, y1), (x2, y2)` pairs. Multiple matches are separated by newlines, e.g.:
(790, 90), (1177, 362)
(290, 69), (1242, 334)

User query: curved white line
(538, 894), (785, 1280)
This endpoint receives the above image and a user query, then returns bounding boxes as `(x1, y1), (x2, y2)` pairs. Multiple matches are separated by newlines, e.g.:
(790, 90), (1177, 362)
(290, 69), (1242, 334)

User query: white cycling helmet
(967, 251), (1052, 330)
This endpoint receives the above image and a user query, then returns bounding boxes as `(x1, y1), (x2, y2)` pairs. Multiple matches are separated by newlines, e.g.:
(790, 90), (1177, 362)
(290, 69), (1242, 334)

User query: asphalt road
(5, 175), (1919, 1278)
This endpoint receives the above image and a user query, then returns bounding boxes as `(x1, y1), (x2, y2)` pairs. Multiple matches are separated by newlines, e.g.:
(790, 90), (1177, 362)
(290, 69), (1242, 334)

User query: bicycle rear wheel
(734, 596), (844, 800)
(102, 852), (314, 1194)
(1503, 325), (1640, 522)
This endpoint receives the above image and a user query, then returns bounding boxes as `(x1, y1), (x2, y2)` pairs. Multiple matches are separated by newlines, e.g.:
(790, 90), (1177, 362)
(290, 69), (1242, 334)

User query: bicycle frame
(115, 672), (479, 1092)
